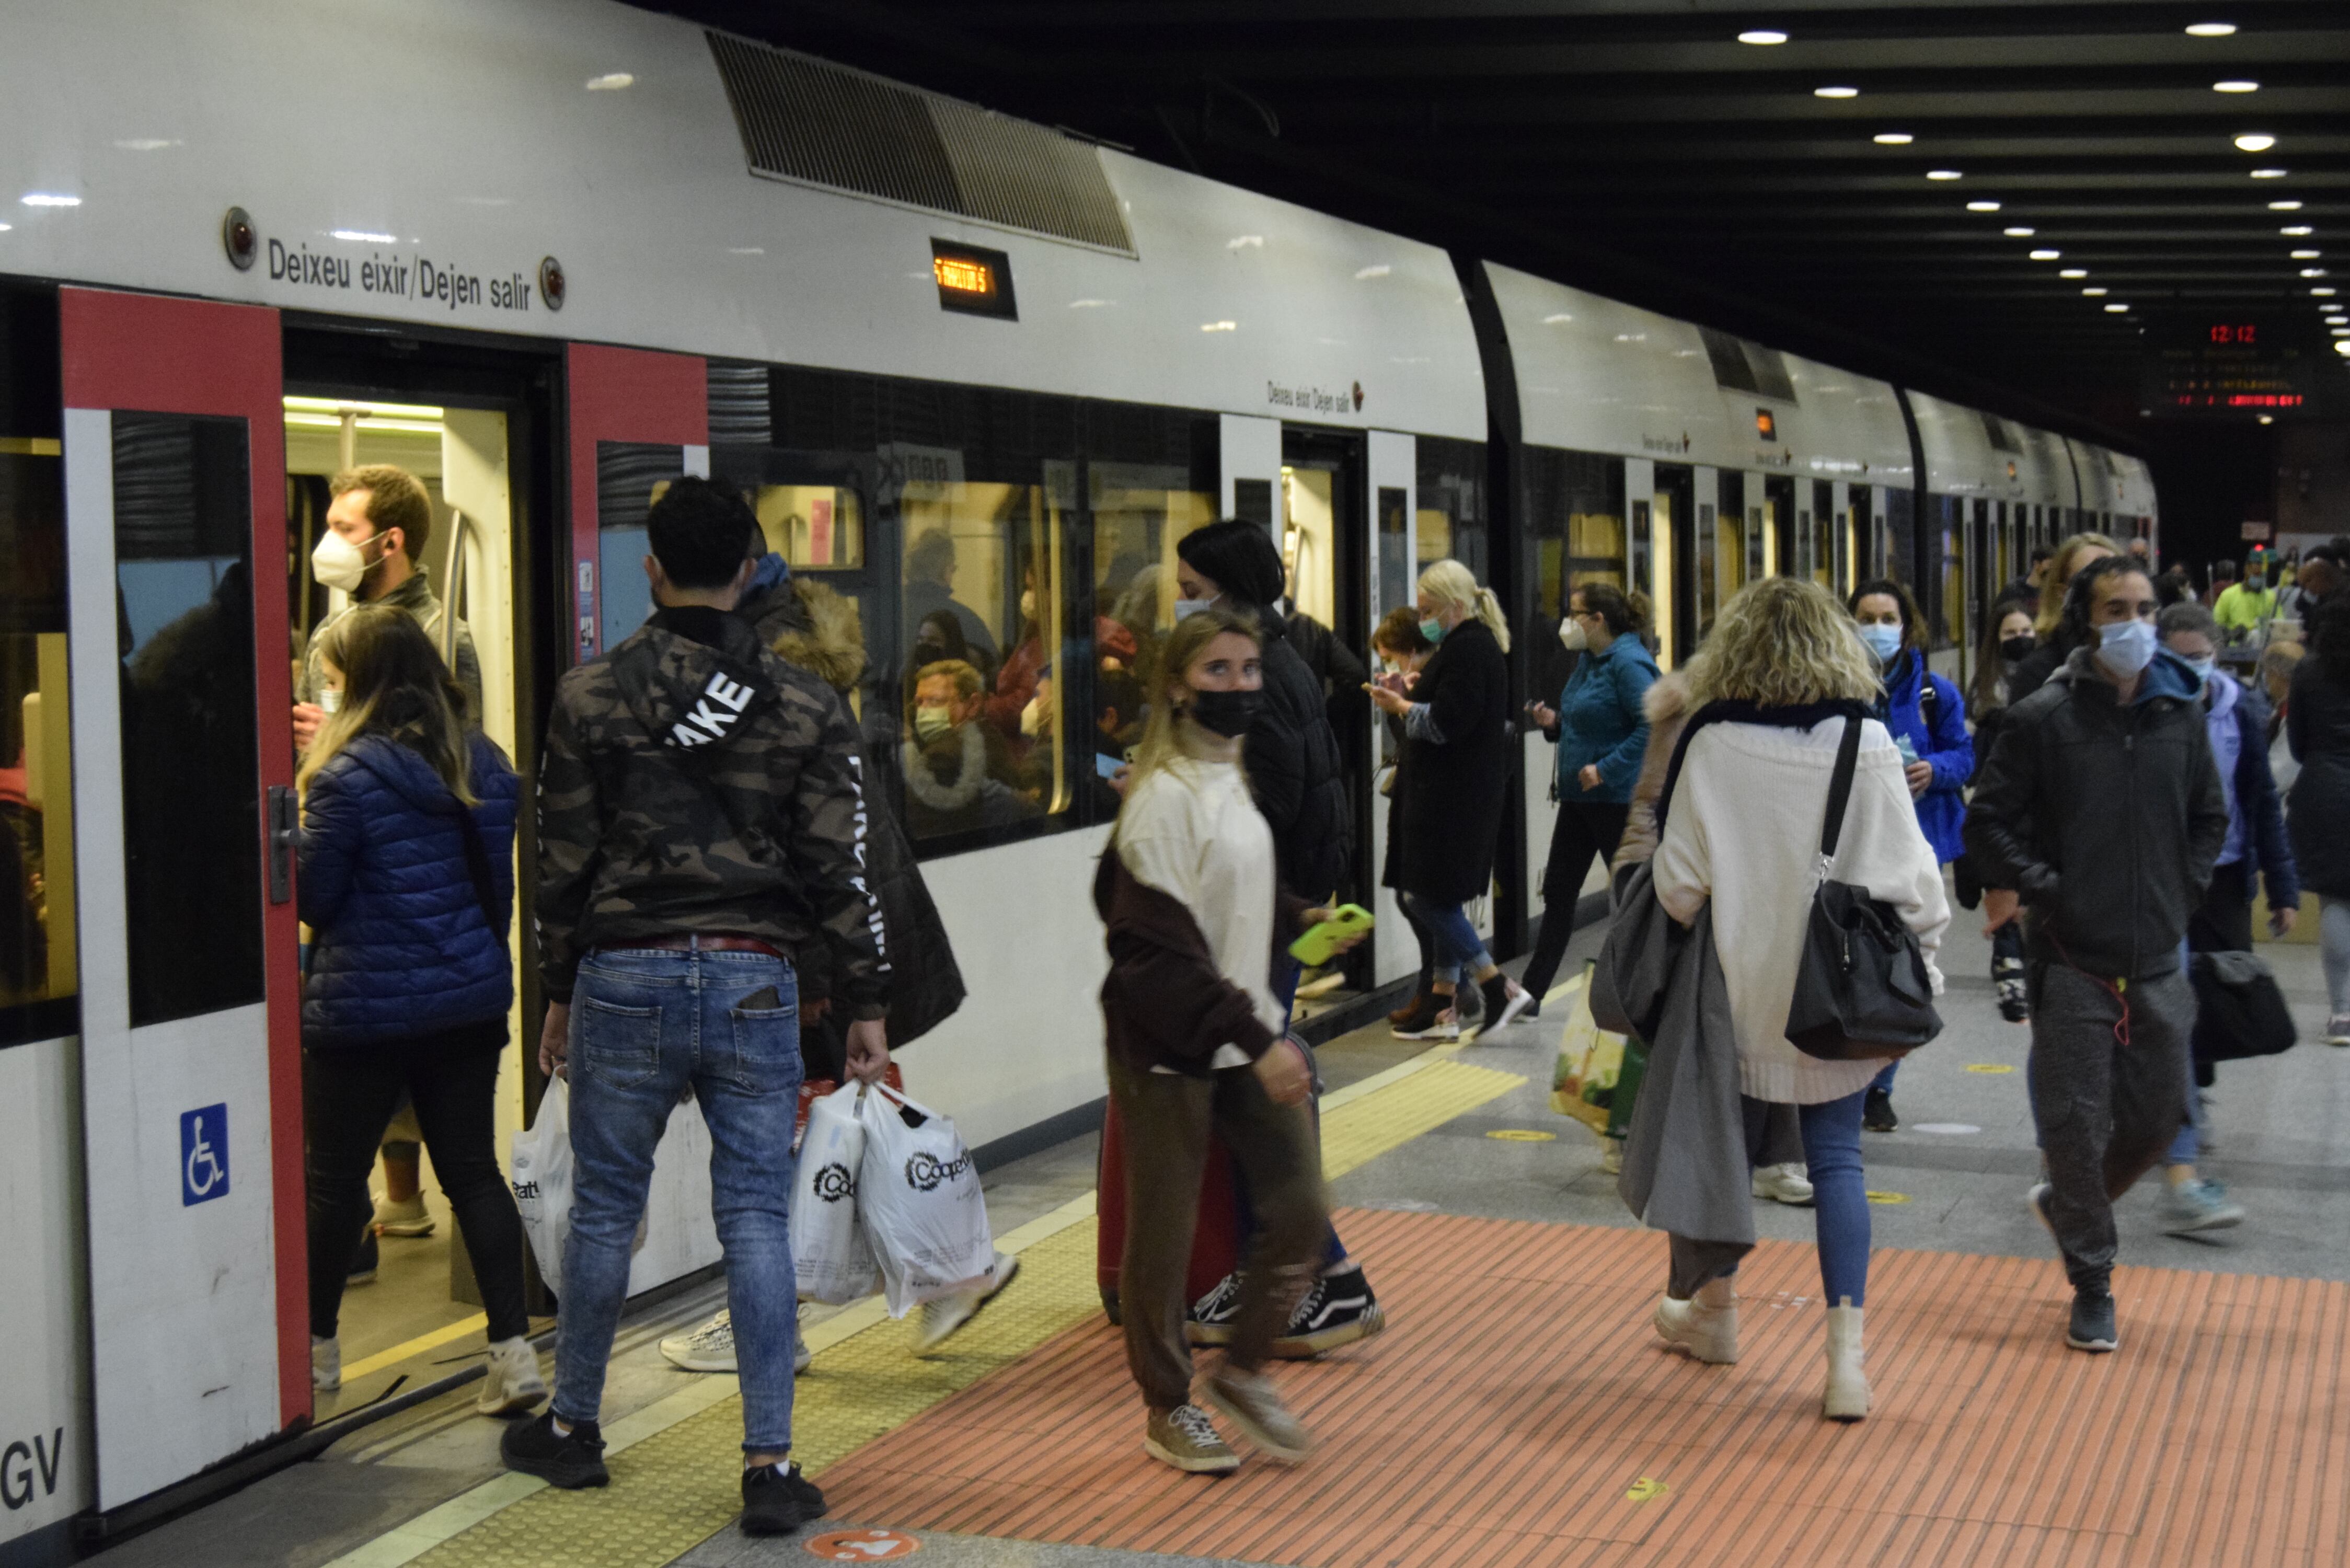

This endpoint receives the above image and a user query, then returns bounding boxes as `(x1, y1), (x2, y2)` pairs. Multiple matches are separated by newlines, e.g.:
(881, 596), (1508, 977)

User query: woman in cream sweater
(1649, 578), (1949, 1420)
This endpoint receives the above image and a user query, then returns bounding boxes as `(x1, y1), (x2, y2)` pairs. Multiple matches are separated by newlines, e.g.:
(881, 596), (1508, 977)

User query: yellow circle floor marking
(1965, 1063), (2017, 1074)
(1866, 1191), (1912, 1205)
(1626, 1477), (1670, 1503)
(1488, 1128), (1557, 1142)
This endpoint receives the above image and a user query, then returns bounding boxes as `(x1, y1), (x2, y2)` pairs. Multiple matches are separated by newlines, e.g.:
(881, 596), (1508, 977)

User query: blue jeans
(555, 944), (803, 1453)
(1801, 1090), (1870, 1308)
(1400, 892), (1493, 983)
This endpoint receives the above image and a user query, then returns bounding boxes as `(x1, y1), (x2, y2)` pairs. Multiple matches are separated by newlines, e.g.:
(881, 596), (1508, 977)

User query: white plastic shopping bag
(855, 1083), (995, 1317)
(511, 1076), (573, 1288)
(793, 1082), (880, 1304)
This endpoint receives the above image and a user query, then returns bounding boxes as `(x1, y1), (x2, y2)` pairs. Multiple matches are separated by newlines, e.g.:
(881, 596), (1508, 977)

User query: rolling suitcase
(1094, 1097), (1239, 1325)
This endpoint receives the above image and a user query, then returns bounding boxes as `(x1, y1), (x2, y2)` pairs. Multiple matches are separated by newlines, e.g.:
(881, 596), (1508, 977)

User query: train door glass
(1284, 430), (1371, 997)
(1937, 498), (1965, 652)
(1521, 446), (1625, 703)
(1415, 436), (1485, 584)
(1764, 475), (1796, 580)
(1715, 472), (1746, 620)
(1377, 483), (1410, 617)
(1654, 464), (1695, 668)
(282, 386), (535, 1399)
(1813, 480), (1836, 592)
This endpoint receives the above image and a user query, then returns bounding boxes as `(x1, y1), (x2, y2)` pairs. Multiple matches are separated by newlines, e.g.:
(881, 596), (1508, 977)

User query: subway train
(0, 0), (2156, 1546)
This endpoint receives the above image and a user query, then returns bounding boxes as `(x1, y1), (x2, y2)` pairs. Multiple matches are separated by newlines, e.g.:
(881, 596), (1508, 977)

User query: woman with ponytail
(1368, 559), (1535, 1037)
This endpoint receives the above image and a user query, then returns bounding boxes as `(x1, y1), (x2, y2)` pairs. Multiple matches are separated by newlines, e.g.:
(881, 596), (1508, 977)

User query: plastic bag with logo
(792, 1081), (880, 1304)
(855, 1082), (995, 1317)
(510, 1076), (573, 1288)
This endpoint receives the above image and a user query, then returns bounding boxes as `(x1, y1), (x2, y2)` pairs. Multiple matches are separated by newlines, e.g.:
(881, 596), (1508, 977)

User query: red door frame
(60, 287), (307, 1427)
(566, 343), (708, 664)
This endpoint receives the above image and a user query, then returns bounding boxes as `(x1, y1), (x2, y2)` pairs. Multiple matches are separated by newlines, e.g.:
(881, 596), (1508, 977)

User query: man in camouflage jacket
(506, 478), (884, 1532)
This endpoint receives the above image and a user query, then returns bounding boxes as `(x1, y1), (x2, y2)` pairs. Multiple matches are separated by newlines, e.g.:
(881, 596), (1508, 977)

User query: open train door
(60, 287), (305, 1507)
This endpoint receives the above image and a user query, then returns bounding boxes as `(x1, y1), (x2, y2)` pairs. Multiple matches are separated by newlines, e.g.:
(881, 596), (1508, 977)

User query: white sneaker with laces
(661, 1309), (736, 1373)
(312, 1334), (341, 1391)
(477, 1336), (548, 1416)
(371, 1191), (435, 1238)
(916, 1251), (1021, 1353)
(1752, 1163), (1816, 1206)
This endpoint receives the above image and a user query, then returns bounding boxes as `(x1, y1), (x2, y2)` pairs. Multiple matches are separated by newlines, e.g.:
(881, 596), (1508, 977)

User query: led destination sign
(2142, 315), (2315, 416)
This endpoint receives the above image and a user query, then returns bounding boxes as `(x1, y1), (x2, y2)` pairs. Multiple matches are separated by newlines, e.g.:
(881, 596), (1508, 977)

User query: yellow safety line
(335, 1049), (1523, 1568)
(340, 1312), (490, 1383)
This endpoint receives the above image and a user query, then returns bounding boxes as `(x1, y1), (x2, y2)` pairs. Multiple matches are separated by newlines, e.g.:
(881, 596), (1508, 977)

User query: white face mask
(318, 686), (343, 714)
(311, 528), (385, 594)
(1019, 587), (1038, 621)
(1172, 595), (1217, 622)
(1559, 617), (1588, 652)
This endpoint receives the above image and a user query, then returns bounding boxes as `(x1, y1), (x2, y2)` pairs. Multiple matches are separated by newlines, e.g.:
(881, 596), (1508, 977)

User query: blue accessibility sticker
(180, 1103), (229, 1206)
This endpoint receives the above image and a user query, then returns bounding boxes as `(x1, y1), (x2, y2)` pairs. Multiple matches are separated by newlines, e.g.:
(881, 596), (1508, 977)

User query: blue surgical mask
(2185, 655), (2216, 687)
(1858, 623), (1904, 665)
(1419, 616), (1447, 645)
(2095, 617), (2157, 679)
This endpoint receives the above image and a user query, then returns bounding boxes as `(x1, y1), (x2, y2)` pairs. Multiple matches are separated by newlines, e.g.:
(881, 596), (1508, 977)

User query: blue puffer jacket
(1877, 648), (1973, 864)
(1545, 636), (1661, 804)
(299, 732), (519, 1046)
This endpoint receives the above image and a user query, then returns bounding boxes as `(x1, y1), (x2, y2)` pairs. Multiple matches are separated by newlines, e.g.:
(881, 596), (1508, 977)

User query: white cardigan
(1652, 717), (1950, 1105)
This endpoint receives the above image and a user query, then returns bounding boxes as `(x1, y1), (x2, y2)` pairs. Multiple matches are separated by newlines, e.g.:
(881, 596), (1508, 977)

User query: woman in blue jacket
(1849, 579), (1972, 1133)
(1522, 583), (1660, 1006)
(298, 606), (542, 1416)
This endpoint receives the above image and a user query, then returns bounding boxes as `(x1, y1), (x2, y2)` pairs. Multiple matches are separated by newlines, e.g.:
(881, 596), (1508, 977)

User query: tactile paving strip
(401, 1054), (1525, 1567)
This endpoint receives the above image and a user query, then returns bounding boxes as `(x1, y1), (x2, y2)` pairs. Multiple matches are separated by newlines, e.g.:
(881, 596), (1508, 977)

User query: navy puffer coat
(299, 732), (519, 1046)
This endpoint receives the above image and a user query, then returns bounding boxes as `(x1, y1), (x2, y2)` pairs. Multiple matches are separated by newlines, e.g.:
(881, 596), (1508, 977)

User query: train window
(1377, 486), (1411, 616)
(1715, 472), (1747, 624)
(1091, 460), (1215, 804)
(1937, 498), (1965, 650)
(595, 441), (690, 652)
(755, 483), (864, 571)
(1521, 447), (1625, 699)
(1416, 438), (1486, 585)
(0, 420), (73, 1042)
(1696, 501), (1718, 641)
(113, 414), (266, 1027)
(1812, 480), (1836, 591)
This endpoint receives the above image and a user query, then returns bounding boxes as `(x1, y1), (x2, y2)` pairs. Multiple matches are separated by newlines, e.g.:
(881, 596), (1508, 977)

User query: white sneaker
(312, 1334), (341, 1391)
(1652, 1276), (1739, 1364)
(916, 1251), (1021, 1353)
(476, 1336), (548, 1416)
(372, 1192), (435, 1237)
(661, 1309), (736, 1373)
(1752, 1163), (1816, 1206)
(1598, 1140), (1625, 1176)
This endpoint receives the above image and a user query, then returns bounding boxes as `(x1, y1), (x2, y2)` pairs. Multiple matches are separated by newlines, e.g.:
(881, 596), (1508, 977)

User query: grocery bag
(793, 1082), (880, 1304)
(1550, 962), (1628, 1135)
(856, 1083), (995, 1317)
(511, 1077), (573, 1288)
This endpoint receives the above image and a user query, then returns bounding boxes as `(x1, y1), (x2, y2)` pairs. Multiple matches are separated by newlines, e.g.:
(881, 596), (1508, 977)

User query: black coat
(2287, 654), (2350, 899)
(2004, 627), (2079, 707)
(1245, 615), (1352, 901)
(1964, 648), (2229, 980)
(1390, 618), (1512, 905)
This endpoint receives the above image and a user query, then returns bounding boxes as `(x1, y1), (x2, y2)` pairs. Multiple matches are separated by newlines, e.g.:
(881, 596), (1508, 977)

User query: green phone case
(1289, 903), (1375, 965)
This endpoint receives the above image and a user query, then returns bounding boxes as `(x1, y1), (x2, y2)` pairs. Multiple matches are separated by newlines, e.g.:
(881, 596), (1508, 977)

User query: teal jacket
(1545, 637), (1660, 805)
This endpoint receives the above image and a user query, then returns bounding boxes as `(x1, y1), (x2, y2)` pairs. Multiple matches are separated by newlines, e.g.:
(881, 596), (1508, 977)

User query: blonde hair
(2036, 531), (2120, 637)
(1112, 608), (1259, 844)
(1685, 577), (1881, 708)
(298, 605), (477, 804)
(1419, 559), (1511, 653)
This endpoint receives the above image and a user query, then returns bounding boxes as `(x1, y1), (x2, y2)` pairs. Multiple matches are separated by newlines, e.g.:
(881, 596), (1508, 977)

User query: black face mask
(1185, 686), (1264, 739)
(2000, 634), (2037, 663)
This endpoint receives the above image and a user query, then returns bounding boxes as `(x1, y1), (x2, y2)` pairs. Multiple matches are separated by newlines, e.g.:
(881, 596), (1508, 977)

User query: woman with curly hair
(1646, 577), (1949, 1421)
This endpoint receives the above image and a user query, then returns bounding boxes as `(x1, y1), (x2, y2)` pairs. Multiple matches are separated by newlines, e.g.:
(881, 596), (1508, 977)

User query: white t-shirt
(1115, 753), (1284, 1068)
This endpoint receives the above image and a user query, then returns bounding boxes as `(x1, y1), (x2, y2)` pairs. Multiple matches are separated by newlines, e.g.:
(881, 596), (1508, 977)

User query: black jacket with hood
(535, 605), (891, 1013)
(1245, 610), (1353, 902)
(1964, 645), (2229, 980)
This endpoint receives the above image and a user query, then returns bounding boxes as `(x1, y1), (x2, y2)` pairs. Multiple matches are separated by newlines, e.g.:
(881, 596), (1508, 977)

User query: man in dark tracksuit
(501, 478), (890, 1536)
(1966, 557), (2228, 1355)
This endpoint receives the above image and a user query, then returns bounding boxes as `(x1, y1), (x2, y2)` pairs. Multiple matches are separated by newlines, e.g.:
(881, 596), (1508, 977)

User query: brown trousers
(1106, 1054), (1330, 1410)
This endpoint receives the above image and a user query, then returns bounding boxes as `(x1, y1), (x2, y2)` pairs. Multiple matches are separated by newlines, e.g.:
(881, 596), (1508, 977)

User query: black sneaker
(2067, 1290), (2119, 1354)
(1993, 956), (2030, 1023)
(740, 1460), (826, 1536)
(1271, 1265), (1388, 1359)
(346, 1227), (378, 1285)
(1863, 1087), (1899, 1133)
(1185, 1272), (1245, 1347)
(500, 1411), (608, 1489)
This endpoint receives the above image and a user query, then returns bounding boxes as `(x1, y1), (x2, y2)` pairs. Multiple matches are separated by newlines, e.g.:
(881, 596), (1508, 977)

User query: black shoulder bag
(1783, 718), (1944, 1062)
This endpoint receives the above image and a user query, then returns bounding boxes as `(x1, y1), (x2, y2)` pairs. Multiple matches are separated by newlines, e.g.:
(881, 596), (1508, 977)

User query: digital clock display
(930, 239), (1017, 320)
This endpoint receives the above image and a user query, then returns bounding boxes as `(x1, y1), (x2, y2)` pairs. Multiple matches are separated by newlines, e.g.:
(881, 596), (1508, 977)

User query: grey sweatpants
(2026, 962), (2193, 1294)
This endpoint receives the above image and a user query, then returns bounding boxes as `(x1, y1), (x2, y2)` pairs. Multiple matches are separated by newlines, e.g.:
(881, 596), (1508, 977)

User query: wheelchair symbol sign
(180, 1104), (229, 1206)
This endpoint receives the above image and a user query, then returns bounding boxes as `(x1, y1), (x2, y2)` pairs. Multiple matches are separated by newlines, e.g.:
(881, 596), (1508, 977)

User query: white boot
(1823, 1302), (1870, 1421)
(476, 1336), (548, 1417)
(1652, 1275), (1739, 1364)
(312, 1334), (341, 1391)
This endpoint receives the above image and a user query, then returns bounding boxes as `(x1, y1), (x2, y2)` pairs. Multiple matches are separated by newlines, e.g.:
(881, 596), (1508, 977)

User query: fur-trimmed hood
(1642, 668), (1691, 727)
(756, 578), (867, 695)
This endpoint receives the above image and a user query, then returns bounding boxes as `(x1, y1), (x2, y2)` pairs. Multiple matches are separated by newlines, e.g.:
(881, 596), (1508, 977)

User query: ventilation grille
(707, 361), (772, 447)
(707, 33), (1135, 256)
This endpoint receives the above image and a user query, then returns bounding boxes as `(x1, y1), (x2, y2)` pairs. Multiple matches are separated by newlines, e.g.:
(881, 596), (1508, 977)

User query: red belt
(598, 933), (789, 960)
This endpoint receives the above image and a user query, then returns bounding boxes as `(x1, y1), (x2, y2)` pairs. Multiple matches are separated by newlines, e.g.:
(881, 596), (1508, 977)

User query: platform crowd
(285, 462), (2350, 1528)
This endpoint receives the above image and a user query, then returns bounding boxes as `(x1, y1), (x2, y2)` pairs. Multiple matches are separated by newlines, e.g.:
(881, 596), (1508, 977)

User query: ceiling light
(1737, 29), (1789, 45)
(2083, 286), (2109, 296)
(2030, 249), (2061, 260)
(2270, 200), (2303, 210)
(2185, 22), (2238, 37)
(2234, 133), (2277, 152)
(2005, 226), (2036, 237)
(1967, 200), (2001, 212)
(2251, 168), (2288, 178)
(2337, 342), (2350, 356)
(2214, 80), (2260, 93)
(1927, 169), (1963, 180)
(19, 193), (79, 207)
(2283, 225), (2314, 236)
(585, 73), (634, 90)
(2314, 286), (2339, 296)
(1873, 132), (1913, 145)
(2060, 268), (2088, 279)
(2260, 414), (2275, 424)
(2105, 303), (2129, 313)
(2302, 268), (2330, 278)
(1815, 85), (1859, 98)
(2292, 249), (2322, 259)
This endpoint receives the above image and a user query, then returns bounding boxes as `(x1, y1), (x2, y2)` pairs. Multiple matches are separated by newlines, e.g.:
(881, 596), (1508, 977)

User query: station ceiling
(643, 1), (2350, 443)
